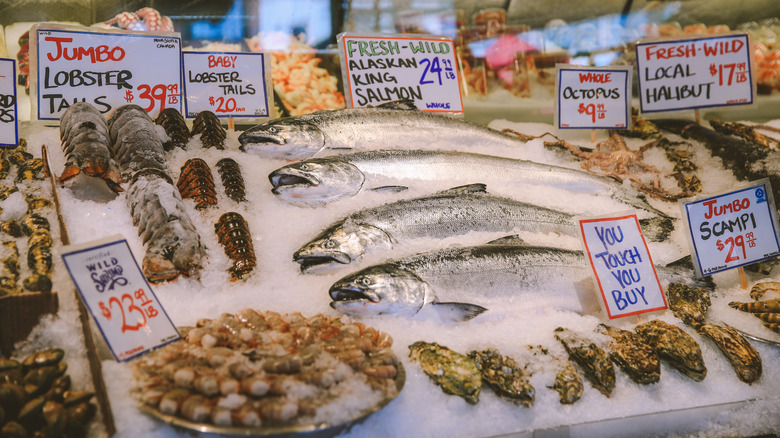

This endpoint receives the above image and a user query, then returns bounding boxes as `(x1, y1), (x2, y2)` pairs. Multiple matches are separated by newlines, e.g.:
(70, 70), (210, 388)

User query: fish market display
(634, 320), (707, 382)
(553, 327), (615, 397)
(526, 345), (583, 405)
(0, 241), (21, 296)
(108, 105), (206, 283)
(215, 158), (247, 203)
(294, 184), (672, 273)
(239, 100), (533, 160)
(696, 323), (762, 384)
(468, 349), (534, 407)
(57, 103), (123, 194)
(328, 240), (711, 322)
(408, 341), (481, 405)
(131, 310), (401, 429)
(20, 214), (52, 293)
(0, 348), (96, 437)
(666, 282), (711, 327)
(268, 149), (669, 217)
(105, 7), (173, 32)
(155, 108), (190, 151)
(214, 212), (257, 280)
(176, 158), (218, 209)
(750, 281), (780, 300)
(597, 324), (660, 385)
(191, 111), (226, 150)
(729, 288), (780, 334)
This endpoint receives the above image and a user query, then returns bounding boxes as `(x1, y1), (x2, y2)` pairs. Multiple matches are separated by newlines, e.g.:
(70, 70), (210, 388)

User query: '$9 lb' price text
(99, 288), (159, 333)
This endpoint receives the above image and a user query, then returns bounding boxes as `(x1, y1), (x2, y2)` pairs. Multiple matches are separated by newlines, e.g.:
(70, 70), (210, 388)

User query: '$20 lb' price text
(99, 288), (159, 333)
(208, 96), (245, 113)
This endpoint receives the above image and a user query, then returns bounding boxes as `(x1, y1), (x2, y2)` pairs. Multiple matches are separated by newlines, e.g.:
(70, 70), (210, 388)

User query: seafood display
(526, 346), (583, 405)
(597, 324), (660, 385)
(21, 214), (52, 293)
(0, 348), (96, 437)
(729, 283), (780, 334)
(328, 241), (712, 322)
(176, 158), (218, 209)
(214, 212), (257, 280)
(215, 158), (247, 203)
(239, 100), (533, 160)
(294, 184), (671, 273)
(191, 111), (226, 150)
(131, 310), (401, 429)
(468, 349), (534, 407)
(155, 108), (191, 152)
(696, 323), (762, 384)
(268, 149), (669, 216)
(553, 328), (615, 397)
(108, 104), (206, 283)
(666, 282), (711, 327)
(634, 320), (707, 382)
(57, 103), (123, 194)
(104, 7), (173, 32)
(408, 341), (481, 405)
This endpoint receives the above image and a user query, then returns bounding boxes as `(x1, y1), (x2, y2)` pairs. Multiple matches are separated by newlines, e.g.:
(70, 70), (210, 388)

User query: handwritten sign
(635, 32), (755, 113)
(682, 179), (780, 277)
(31, 24), (182, 120)
(338, 33), (463, 113)
(555, 65), (632, 129)
(0, 58), (18, 146)
(182, 51), (271, 118)
(579, 214), (667, 319)
(62, 236), (180, 362)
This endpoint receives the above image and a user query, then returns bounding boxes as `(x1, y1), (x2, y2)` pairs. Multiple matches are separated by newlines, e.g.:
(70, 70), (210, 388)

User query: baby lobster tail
(57, 102), (123, 193)
(109, 104), (207, 283)
(155, 107), (191, 151)
(214, 212), (256, 280)
(216, 158), (247, 203)
(177, 158), (218, 209)
(192, 111), (226, 150)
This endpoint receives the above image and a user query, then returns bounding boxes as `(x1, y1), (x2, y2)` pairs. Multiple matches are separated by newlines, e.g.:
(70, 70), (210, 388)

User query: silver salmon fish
(239, 100), (530, 160)
(295, 184), (672, 273)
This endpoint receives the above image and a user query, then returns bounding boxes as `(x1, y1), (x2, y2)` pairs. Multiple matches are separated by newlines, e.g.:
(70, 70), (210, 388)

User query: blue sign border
(0, 58), (19, 147)
(556, 67), (631, 130)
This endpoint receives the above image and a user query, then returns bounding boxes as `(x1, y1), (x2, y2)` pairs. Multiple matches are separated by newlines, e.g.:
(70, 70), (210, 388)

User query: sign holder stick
(694, 109), (702, 125)
(590, 129), (597, 143)
(42, 145), (117, 436)
(227, 116), (235, 131)
(738, 266), (748, 289)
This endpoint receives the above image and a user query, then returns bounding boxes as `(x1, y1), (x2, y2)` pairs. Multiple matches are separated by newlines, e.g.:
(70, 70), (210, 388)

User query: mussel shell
(0, 382), (27, 417)
(0, 421), (29, 438)
(22, 366), (58, 397)
(0, 358), (21, 371)
(42, 400), (66, 436)
(21, 349), (64, 370)
(17, 396), (46, 429)
(64, 401), (96, 435)
(45, 375), (70, 402)
(0, 369), (24, 385)
(63, 390), (95, 407)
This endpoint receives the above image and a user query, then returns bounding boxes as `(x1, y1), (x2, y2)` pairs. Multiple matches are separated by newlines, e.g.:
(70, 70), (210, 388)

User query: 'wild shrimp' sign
(182, 51), (271, 119)
(682, 179), (780, 277)
(578, 213), (667, 319)
(0, 58), (18, 146)
(31, 23), (182, 120)
(555, 65), (632, 130)
(338, 32), (464, 113)
(635, 32), (755, 113)
(62, 236), (180, 362)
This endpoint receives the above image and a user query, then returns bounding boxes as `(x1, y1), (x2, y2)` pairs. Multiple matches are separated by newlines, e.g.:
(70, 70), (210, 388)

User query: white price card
(681, 179), (780, 277)
(62, 236), (180, 362)
(555, 65), (632, 130)
(31, 24), (182, 120)
(635, 32), (755, 113)
(182, 51), (271, 119)
(578, 213), (667, 319)
(0, 58), (18, 146)
(338, 33), (463, 113)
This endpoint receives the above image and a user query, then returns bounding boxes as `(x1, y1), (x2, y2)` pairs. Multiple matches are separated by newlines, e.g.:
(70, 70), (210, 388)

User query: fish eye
(299, 164), (310, 171)
(324, 239), (336, 249)
(267, 126), (278, 133)
(360, 277), (373, 286)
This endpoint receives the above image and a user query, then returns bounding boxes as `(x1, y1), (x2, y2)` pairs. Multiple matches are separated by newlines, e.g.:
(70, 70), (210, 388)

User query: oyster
(409, 341), (481, 405)
(526, 345), (582, 405)
(696, 323), (762, 384)
(553, 327), (615, 397)
(635, 320), (707, 381)
(468, 349), (534, 407)
(597, 324), (660, 385)
(666, 282), (711, 327)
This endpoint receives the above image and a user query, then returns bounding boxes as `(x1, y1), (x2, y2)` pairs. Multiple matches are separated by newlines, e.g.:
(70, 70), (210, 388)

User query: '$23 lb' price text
(99, 288), (159, 333)
(124, 83), (180, 113)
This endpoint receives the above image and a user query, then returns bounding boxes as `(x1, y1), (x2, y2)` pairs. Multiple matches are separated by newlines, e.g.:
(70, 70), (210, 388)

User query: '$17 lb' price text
(99, 288), (159, 333)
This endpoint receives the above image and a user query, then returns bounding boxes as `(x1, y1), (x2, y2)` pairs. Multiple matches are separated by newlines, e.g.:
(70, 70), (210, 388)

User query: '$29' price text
(716, 232), (757, 263)
(99, 288), (159, 333)
(124, 83), (180, 113)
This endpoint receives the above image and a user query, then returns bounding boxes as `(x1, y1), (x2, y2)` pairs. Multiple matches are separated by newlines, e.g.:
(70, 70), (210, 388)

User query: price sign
(338, 33), (463, 113)
(0, 58), (18, 146)
(578, 213), (667, 319)
(182, 51), (271, 118)
(555, 65), (632, 129)
(635, 32), (755, 113)
(682, 179), (780, 277)
(31, 24), (182, 120)
(62, 236), (180, 362)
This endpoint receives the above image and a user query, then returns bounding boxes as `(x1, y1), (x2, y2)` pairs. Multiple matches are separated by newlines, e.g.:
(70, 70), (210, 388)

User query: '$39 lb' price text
(124, 83), (180, 113)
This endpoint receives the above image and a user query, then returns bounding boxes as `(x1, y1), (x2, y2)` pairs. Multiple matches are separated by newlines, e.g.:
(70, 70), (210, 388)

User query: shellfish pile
(131, 310), (400, 428)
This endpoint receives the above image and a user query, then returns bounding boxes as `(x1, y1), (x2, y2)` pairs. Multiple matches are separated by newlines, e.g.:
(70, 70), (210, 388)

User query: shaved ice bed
(9, 116), (780, 438)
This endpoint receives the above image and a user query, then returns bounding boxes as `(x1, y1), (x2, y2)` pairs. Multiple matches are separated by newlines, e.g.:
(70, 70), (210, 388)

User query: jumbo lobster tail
(192, 111), (226, 150)
(214, 212), (256, 280)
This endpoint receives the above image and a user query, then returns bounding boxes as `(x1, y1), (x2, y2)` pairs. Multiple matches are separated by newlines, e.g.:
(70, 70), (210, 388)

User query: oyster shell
(696, 323), (762, 384)
(666, 282), (710, 327)
(552, 361), (583, 405)
(409, 341), (481, 405)
(597, 324), (660, 385)
(634, 320), (707, 382)
(468, 349), (534, 407)
(554, 327), (615, 397)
